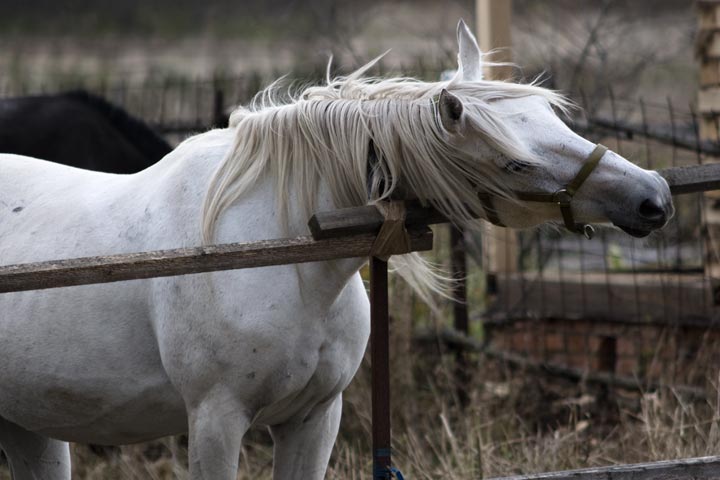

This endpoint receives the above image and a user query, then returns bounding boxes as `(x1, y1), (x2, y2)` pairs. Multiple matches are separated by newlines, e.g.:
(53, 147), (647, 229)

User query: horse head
(435, 20), (673, 237)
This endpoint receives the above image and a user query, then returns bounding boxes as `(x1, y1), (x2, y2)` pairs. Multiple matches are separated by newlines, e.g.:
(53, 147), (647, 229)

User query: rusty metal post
(370, 256), (392, 479)
(450, 226), (470, 406)
(451, 226), (469, 334)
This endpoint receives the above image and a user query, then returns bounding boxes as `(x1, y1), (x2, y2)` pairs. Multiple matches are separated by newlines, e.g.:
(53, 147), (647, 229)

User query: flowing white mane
(201, 60), (570, 297)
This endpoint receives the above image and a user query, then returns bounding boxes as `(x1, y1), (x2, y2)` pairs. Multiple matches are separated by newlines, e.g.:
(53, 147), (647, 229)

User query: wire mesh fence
(478, 91), (714, 328)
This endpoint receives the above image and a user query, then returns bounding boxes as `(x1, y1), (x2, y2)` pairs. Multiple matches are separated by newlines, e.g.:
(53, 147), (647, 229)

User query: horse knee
(187, 395), (251, 480)
(270, 394), (343, 480)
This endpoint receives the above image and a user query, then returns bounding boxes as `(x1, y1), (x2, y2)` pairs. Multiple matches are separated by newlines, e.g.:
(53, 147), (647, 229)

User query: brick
(617, 338), (636, 357)
(567, 334), (587, 354)
(617, 358), (637, 377)
(511, 332), (527, 351)
(548, 353), (566, 366)
(545, 333), (564, 353)
(647, 361), (665, 380)
(566, 353), (589, 370)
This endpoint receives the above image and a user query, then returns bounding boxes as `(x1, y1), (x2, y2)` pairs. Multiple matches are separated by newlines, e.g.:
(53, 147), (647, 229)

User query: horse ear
(457, 19), (483, 81)
(438, 89), (464, 133)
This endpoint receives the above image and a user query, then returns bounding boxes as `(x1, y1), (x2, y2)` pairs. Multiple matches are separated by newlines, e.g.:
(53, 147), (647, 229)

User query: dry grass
(2, 274), (717, 479)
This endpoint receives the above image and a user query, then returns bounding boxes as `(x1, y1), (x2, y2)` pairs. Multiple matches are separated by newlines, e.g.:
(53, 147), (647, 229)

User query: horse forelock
(201, 65), (570, 299)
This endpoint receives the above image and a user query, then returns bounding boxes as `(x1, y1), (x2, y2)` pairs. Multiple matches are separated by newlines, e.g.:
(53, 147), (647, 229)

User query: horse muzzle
(610, 176), (674, 238)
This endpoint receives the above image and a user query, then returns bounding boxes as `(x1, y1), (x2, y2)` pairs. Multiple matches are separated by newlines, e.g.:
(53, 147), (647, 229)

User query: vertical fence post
(476, 0), (516, 297)
(474, 0), (514, 351)
(450, 226), (470, 406)
(213, 87), (226, 129)
(370, 256), (392, 479)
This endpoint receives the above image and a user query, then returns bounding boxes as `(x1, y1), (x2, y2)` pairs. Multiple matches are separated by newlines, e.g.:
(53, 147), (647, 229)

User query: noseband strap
(480, 144), (608, 239)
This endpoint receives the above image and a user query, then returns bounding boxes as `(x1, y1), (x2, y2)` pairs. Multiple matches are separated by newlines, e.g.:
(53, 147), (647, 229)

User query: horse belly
(0, 282), (187, 444)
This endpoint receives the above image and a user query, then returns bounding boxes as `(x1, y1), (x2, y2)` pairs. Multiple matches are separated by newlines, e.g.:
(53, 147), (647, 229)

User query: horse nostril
(639, 198), (666, 223)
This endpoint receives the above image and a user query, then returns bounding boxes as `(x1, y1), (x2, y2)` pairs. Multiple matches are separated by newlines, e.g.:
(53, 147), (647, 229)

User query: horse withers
(0, 20), (671, 480)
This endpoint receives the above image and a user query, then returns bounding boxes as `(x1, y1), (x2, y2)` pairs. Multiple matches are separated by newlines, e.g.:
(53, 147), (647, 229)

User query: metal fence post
(370, 256), (392, 479)
(450, 225), (470, 406)
(213, 87), (226, 129)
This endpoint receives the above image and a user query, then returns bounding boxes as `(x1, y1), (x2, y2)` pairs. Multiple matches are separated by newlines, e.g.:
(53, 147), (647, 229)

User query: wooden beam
(308, 201), (446, 240)
(0, 229), (433, 294)
(477, 0), (517, 275)
(698, 87), (720, 113)
(660, 163), (720, 195)
(486, 456), (720, 480)
(476, 0), (513, 79)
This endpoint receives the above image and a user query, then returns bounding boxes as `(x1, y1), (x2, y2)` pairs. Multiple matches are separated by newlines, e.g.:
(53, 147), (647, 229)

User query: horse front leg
(187, 390), (251, 480)
(269, 394), (343, 480)
(0, 416), (70, 480)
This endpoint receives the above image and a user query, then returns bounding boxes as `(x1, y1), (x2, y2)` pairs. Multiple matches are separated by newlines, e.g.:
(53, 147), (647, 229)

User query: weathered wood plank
(487, 455), (720, 480)
(0, 229), (433, 294)
(660, 163), (720, 195)
(699, 88), (720, 113)
(308, 201), (447, 240)
(703, 32), (720, 59)
(701, 59), (720, 87)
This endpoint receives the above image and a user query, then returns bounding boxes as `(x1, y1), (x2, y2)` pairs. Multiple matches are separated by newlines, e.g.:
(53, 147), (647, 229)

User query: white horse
(0, 20), (672, 479)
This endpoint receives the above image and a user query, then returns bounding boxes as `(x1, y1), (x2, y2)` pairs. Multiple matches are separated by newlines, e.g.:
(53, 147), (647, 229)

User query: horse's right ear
(438, 89), (464, 133)
(457, 19), (483, 81)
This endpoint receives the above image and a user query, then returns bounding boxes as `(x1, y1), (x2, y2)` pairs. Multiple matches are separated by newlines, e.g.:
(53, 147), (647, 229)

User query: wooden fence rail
(0, 230), (432, 294)
(487, 455), (720, 480)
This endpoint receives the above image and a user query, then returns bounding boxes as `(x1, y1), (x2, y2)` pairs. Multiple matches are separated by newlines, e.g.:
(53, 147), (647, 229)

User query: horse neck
(155, 129), (367, 293)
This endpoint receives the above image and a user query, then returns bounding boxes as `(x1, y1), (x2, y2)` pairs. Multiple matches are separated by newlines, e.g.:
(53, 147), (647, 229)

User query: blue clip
(373, 464), (405, 479)
(389, 466), (405, 479)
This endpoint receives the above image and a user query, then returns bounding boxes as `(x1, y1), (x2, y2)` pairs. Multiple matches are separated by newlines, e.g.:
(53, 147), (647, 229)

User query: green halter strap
(480, 144), (608, 239)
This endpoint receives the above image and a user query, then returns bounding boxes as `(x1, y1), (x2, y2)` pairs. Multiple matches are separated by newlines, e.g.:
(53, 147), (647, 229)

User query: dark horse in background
(0, 90), (172, 173)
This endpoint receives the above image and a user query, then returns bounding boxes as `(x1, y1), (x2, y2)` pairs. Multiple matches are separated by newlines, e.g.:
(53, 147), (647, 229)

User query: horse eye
(503, 160), (534, 174)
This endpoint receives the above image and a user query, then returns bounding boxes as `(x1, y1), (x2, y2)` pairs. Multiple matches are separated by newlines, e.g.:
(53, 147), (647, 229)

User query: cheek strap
(479, 144), (608, 239)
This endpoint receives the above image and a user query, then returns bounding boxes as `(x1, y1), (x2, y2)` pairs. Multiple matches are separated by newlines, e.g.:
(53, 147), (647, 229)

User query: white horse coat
(0, 20), (672, 479)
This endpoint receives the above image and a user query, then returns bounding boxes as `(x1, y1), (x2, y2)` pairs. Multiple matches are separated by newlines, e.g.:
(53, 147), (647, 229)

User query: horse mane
(201, 60), (570, 298)
(62, 90), (172, 162)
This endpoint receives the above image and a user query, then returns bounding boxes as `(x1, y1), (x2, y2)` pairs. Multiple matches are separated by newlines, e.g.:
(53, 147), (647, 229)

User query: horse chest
(151, 269), (370, 425)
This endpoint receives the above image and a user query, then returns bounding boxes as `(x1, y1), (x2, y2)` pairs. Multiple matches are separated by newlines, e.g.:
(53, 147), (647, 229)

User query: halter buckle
(553, 189), (572, 206)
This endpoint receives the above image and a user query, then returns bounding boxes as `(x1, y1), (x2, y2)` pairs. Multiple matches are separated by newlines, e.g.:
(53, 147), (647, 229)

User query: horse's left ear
(438, 89), (464, 133)
(457, 19), (483, 81)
